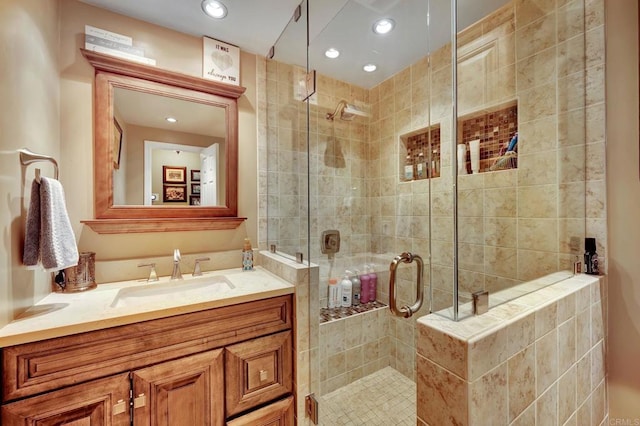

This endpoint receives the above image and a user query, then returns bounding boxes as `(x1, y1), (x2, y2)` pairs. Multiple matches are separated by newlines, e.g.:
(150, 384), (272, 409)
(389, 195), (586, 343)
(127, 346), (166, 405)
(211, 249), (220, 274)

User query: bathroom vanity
(0, 268), (295, 425)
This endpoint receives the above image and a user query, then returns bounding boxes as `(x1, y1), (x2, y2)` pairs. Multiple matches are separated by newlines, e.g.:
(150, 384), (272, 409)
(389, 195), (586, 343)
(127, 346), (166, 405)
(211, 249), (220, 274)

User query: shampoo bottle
(242, 238), (254, 271)
(340, 273), (352, 307)
(328, 278), (340, 308)
(360, 268), (371, 304)
(404, 155), (414, 181)
(584, 238), (599, 275)
(350, 270), (361, 305)
(368, 266), (377, 303)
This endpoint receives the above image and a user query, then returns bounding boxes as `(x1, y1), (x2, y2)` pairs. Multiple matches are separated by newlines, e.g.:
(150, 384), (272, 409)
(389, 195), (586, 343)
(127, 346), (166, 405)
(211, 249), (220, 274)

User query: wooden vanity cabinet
(1, 373), (131, 426)
(1, 295), (293, 426)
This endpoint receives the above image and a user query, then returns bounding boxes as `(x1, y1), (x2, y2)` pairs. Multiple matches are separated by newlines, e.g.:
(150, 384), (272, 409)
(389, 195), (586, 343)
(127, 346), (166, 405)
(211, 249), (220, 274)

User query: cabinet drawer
(226, 396), (294, 426)
(1, 373), (130, 426)
(2, 295), (292, 402)
(225, 331), (293, 417)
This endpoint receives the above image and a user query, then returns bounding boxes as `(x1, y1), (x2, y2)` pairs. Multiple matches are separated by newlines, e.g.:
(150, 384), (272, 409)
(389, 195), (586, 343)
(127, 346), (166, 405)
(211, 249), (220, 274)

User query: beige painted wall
(0, 0), (60, 327)
(0, 0), (259, 327)
(605, 0), (640, 419)
(58, 0), (258, 267)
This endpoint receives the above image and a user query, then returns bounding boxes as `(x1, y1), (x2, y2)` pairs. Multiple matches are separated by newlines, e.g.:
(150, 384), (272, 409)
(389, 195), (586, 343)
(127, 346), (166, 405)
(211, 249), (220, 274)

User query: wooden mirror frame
(80, 49), (247, 233)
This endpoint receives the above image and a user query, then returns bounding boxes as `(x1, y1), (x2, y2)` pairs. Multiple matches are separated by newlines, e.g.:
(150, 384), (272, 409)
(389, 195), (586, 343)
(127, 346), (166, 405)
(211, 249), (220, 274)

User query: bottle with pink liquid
(359, 267), (371, 304)
(367, 265), (377, 303)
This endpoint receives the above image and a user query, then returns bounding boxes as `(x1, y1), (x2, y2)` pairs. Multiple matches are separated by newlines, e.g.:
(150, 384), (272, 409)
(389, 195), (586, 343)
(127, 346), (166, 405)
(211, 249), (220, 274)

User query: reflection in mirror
(112, 88), (226, 207)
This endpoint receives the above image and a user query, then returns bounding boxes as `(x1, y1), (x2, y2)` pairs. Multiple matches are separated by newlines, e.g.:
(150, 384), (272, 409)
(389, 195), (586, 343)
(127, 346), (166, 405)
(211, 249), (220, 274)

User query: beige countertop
(0, 266), (294, 347)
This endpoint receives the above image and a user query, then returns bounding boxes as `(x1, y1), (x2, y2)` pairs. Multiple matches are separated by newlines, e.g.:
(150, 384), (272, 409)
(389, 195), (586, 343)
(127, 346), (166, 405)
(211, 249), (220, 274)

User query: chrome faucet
(138, 262), (159, 283)
(171, 249), (183, 280)
(192, 257), (210, 276)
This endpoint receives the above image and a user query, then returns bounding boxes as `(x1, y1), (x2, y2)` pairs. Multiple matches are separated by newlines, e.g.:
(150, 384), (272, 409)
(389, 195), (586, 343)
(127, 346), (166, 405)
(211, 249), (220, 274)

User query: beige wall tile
(558, 317), (577, 374)
(485, 246), (518, 279)
(519, 81), (557, 122)
(558, 365), (578, 424)
(516, 46), (556, 91)
(485, 187), (518, 217)
(518, 218), (558, 252)
(576, 307), (592, 359)
(535, 301), (558, 338)
(417, 355), (469, 426)
(517, 151), (558, 186)
(507, 313), (535, 356)
(469, 328), (509, 380)
(558, 70), (586, 113)
(557, 0), (586, 43)
(591, 380), (607, 425)
(508, 344), (536, 421)
(536, 329), (558, 395)
(558, 108), (586, 149)
(470, 364), (508, 425)
(536, 383), (558, 424)
(518, 185), (557, 218)
(590, 340), (605, 391)
(485, 217), (518, 248)
(510, 403), (535, 426)
(517, 249), (559, 281)
(516, 12), (556, 59)
(577, 396), (592, 425)
(515, 0), (555, 28)
(558, 182), (586, 218)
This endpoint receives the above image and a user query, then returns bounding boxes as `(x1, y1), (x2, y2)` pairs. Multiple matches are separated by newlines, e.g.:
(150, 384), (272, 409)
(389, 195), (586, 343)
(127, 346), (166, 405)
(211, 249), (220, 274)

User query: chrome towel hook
(389, 252), (424, 318)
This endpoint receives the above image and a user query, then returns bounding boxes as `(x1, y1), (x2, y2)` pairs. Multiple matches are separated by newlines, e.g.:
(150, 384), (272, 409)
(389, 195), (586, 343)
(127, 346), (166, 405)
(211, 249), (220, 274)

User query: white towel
(23, 177), (79, 272)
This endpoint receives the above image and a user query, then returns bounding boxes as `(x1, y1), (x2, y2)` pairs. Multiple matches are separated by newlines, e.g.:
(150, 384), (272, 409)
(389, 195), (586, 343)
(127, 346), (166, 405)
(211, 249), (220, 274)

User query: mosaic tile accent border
(320, 301), (388, 323)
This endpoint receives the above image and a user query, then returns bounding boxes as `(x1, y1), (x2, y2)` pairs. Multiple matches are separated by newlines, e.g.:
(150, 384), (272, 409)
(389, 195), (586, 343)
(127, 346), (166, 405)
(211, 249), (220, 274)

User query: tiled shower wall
(258, 0), (606, 387)
(417, 274), (607, 425)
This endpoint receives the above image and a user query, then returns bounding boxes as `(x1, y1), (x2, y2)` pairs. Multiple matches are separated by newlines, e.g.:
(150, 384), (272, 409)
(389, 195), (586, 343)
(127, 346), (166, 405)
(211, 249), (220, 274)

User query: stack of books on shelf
(84, 25), (156, 66)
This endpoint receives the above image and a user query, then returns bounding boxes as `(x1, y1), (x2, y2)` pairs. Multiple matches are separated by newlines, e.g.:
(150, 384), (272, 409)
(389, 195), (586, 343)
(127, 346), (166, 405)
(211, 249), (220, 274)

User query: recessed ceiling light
(166, 117), (178, 123)
(363, 64), (377, 72)
(325, 48), (340, 59)
(201, 0), (227, 19)
(373, 18), (395, 35)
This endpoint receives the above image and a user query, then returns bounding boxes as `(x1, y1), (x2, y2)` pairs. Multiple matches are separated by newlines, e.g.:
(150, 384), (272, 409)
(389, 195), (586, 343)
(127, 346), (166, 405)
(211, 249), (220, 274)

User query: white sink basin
(111, 275), (235, 308)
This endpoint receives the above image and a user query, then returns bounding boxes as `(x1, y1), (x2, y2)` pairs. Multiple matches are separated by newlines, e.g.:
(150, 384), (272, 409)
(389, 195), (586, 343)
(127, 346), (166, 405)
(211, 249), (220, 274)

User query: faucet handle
(138, 263), (159, 282)
(193, 257), (210, 276)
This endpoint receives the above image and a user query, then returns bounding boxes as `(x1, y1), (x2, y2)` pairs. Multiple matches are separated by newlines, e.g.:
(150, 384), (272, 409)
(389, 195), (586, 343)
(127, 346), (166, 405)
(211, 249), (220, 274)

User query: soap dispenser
(242, 238), (254, 271)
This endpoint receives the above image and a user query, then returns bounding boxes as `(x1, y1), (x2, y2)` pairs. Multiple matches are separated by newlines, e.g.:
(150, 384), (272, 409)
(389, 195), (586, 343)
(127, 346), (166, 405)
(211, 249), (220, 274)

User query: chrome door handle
(389, 252), (424, 318)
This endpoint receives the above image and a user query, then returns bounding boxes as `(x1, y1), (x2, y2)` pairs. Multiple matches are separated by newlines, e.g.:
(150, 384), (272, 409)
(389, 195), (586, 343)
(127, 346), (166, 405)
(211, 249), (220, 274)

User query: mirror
(112, 88), (226, 207)
(81, 49), (246, 233)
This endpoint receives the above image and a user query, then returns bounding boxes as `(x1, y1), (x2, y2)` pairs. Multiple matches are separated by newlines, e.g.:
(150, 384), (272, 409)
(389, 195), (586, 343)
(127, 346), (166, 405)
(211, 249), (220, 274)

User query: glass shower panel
(262, 2), (310, 260)
(308, 0), (432, 412)
(453, 0), (587, 319)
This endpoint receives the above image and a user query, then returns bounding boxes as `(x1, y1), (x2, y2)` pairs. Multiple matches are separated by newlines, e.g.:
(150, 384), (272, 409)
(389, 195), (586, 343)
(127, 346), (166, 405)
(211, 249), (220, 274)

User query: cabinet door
(1, 373), (130, 426)
(132, 349), (224, 426)
(226, 396), (294, 426)
(225, 331), (292, 417)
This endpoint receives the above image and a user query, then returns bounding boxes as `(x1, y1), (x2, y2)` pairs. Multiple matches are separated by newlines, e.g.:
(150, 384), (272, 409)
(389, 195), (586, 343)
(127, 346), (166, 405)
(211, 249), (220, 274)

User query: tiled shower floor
(318, 367), (416, 426)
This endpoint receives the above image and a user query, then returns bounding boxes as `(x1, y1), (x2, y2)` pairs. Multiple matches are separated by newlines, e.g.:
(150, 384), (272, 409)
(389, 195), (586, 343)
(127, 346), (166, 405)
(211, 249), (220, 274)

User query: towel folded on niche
(24, 177), (79, 272)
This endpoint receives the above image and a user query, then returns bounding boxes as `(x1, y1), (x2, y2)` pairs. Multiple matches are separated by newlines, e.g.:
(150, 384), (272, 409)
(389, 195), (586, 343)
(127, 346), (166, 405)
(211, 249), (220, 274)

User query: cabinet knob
(259, 369), (269, 382)
(113, 399), (127, 415)
(134, 393), (147, 408)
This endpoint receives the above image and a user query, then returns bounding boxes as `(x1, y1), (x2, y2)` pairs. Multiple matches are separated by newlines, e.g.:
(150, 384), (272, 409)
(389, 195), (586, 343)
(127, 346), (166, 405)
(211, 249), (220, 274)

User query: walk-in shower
(261, 0), (592, 423)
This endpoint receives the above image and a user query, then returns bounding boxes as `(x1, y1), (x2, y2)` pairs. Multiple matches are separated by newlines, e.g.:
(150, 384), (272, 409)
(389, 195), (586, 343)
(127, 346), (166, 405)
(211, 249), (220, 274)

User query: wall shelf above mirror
(80, 49), (246, 234)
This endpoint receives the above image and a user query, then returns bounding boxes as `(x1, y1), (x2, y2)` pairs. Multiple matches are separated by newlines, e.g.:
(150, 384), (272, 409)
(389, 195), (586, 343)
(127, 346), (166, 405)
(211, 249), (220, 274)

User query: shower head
(325, 100), (370, 121)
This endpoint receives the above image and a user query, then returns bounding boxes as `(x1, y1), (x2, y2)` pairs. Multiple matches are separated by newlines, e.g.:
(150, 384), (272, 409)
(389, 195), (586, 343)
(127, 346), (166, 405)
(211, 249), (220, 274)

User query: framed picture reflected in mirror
(163, 185), (186, 202)
(163, 166), (186, 184)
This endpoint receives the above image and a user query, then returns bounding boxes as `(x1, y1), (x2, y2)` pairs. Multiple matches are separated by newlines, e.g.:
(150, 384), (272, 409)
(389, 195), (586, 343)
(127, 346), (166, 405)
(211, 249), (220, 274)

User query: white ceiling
(80, 0), (510, 88)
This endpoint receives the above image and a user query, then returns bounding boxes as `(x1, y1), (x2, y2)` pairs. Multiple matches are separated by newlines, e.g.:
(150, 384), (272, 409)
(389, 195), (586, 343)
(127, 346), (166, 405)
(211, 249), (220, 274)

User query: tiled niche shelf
(458, 101), (518, 173)
(320, 301), (387, 323)
(399, 125), (441, 182)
